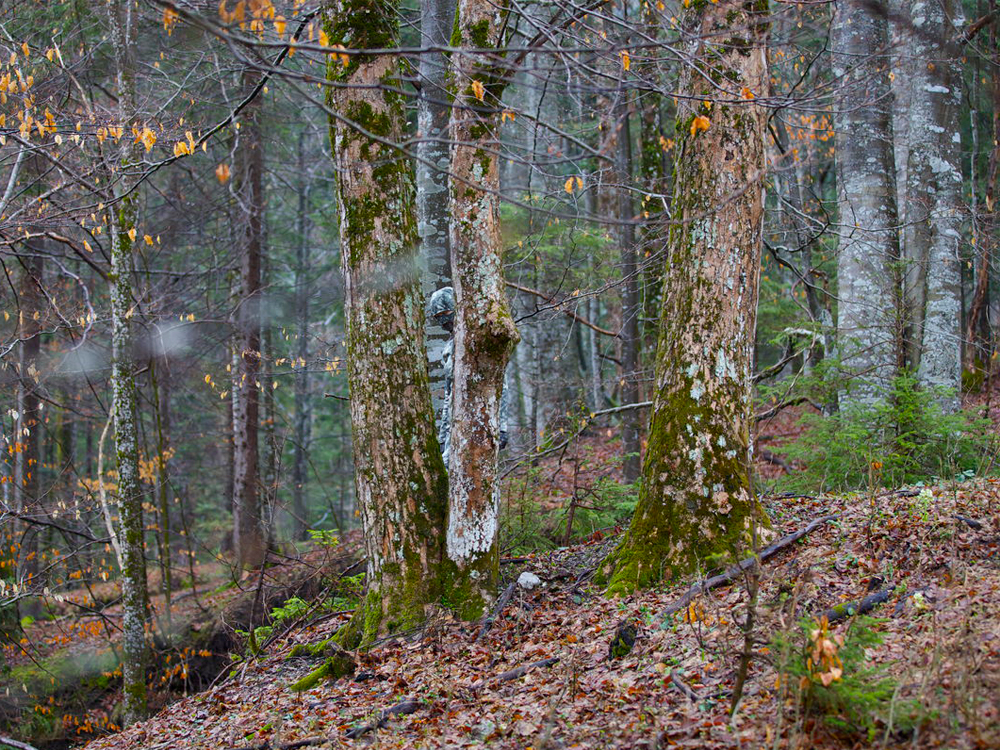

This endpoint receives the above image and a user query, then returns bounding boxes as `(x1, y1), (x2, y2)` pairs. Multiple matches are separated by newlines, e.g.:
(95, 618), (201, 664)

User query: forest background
(0, 0), (999, 747)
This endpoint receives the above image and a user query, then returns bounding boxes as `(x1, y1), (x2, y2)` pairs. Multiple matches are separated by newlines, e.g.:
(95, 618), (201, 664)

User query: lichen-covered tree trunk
(599, 0), (767, 594)
(896, 0), (964, 410)
(832, 0), (902, 402)
(446, 0), (519, 617)
(324, 0), (450, 643)
(105, 0), (149, 724)
(417, 0), (457, 418)
(232, 68), (267, 569)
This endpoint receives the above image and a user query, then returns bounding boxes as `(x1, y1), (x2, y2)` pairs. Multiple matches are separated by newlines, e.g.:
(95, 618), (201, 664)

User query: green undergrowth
(773, 374), (994, 493)
(500, 470), (638, 554)
(234, 573), (365, 658)
(771, 615), (931, 741)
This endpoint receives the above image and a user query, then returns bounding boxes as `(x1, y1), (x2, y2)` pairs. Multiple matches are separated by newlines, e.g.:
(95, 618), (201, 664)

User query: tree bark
(599, 0), (767, 593)
(417, 0), (457, 419)
(895, 0), (964, 410)
(105, 0), (149, 724)
(612, 15), (642, 484)
(446, 0), (520, 617)
(323, 0), (450, 644)
(832, 0), (903, 402)
(291, 130), (313, 541)
(14, 253), (42, 618)
(966, 21), (1000, 374)
(231, 68), (267, 570)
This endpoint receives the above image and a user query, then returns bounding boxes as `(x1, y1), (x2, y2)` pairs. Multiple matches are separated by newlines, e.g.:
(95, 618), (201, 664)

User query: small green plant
(236, 596), (316, 655)
(772, 615), (928, 740)
(307, 529), (340, 548)
(780, 374), (991, 492)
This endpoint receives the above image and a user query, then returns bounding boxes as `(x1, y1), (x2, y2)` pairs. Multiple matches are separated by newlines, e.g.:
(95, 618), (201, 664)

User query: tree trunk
(291, 131), (313, 541)
(895, 0), (965, 410)
(599, 0), (767, 593)
(447, 0), (521, 617)
(231, 68), (267, 570)
(417, 0), (457, 419)
(832, 0), (903, 402)
(14, 253), (42, 618)
(613, 33), (642, 484)
(105, 0), (149, 724)
(966, 21), (1000, 375)
(323, 0), (450, 644)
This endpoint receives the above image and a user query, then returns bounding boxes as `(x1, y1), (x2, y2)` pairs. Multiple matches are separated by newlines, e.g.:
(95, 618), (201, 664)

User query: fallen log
(345, 697), (422, 740)
(661, 515), (838, 619)
(823, 589), (891, 624)
(493, 656), (561, 686)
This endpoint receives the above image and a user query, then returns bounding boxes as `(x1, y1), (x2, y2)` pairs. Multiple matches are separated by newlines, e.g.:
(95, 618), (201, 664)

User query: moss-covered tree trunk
(446, 0), (519, 618)
(105, 0), (149, 724)
(323, 0), (450, 644)
(599, 0), (767, 594)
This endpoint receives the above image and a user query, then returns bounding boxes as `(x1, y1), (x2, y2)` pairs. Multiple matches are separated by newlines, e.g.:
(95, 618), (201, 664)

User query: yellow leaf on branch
(690, 115), (711, 136)
(471, 79), (485, 102)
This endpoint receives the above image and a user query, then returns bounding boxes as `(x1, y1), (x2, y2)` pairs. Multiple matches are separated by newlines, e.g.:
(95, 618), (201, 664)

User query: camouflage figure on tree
(428, 286), (509, 464)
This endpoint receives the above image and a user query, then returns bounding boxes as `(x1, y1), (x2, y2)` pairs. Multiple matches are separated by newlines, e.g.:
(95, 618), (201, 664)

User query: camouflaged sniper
(428, 286), (509, 465)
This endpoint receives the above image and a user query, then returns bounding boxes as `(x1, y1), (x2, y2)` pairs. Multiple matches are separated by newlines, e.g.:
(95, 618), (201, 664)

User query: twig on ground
(668, 672), (701, 703)
(661, 515), (838, 619)
(0, 736), (41, 750)
(476, 581), (517, 642)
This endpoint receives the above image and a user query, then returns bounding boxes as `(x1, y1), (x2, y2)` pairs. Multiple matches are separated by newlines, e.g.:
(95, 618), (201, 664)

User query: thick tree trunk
(832, 0), (903, 402)
(231, 69), (267, 570)
(417, 0), (457, 418)
(599, 0), (767, 593)
(105, 0), (148, 724)
(895, 0), (964, 410)
(324, 0), (450, 644)
(446, 0), (520, 617)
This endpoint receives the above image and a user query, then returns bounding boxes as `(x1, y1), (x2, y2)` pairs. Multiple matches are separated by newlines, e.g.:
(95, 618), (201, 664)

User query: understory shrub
(771, 615), (929, 740)
(780, 374), (992, 492)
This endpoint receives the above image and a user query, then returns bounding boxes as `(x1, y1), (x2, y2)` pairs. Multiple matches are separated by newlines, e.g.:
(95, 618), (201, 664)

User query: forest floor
(69, 482), (1000, 750)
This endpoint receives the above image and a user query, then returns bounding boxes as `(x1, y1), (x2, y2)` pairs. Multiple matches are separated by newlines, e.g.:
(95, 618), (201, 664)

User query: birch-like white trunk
(417, 0), (457, 418)
(447, 0), (519, 617)
(832, 0), (902, 402)
(896, 0), (964, 410)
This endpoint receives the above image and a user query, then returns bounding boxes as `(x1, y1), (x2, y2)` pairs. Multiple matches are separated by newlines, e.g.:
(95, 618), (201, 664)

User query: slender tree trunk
(967, 22), (1000, 374)
(105, 0), (148, 724)
(599, 0), (767, 593)
(231, 68), (267, 570)
(832, 0), (903, 402)
(323, 0), (450, 644)
(613, 28), (641, 484)
(446, 0), (521, 617)
(291, 131), (313, 541)
(14, 253), (42, 617)
(417, 0), (457, 418)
